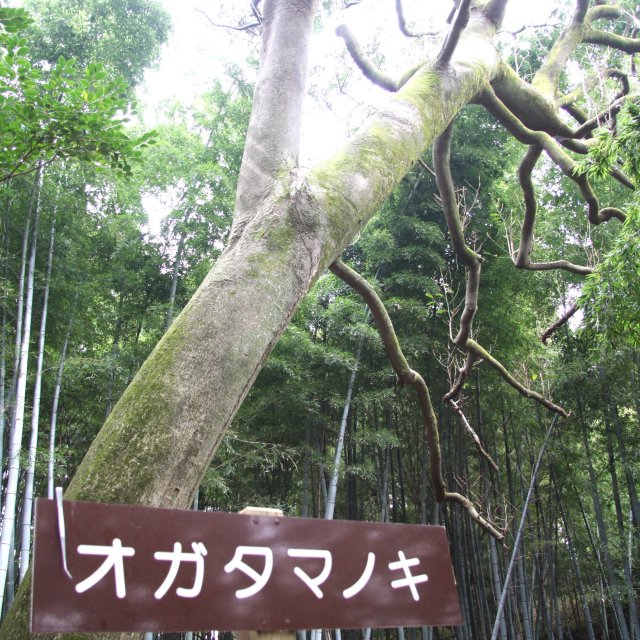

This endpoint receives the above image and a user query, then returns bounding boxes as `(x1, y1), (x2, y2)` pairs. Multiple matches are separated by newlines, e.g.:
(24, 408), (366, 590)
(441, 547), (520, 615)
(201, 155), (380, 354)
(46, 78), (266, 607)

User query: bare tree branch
(541, 304), (579, 344)
(437, 0), (472, 67)
(444, 352), (475, 402)
(330, 259), (504, 541)
(466, 340), (568, 416)
(335, 24), (400, 92)
(433, 120), (568, 418)
(433, 123), (482, 348)
(449, 399), (499, 472)
(479, 87), (626, 225)
(195, 8), (262, 35)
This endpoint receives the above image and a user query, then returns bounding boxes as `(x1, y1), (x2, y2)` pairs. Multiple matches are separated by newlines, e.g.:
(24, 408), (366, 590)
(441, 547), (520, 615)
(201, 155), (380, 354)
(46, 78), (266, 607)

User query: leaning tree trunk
(0, 1), (504, 637)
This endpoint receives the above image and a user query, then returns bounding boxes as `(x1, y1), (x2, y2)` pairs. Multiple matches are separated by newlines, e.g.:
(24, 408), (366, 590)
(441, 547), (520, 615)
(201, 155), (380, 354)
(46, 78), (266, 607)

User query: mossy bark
(0, 2), (504, 639)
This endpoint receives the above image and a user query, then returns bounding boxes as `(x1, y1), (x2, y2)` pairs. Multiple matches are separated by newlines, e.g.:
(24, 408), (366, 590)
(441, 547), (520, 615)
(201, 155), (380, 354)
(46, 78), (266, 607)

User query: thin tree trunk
(552, 471), (596, 640)
(603, 405), (640, 640)
(320, 323), (365, 640)
(603, 374), (640, 528)
(324, 321), (365, 520)
(6, 205), (31, 410)
(577, 393), (631, 640)
(491, 414), (558, 640)
(1, 202), (33, 524)
(0, 167), (42, 612)
(0, 245), (7, 495)
(18, 216), (55, 583)
(46, 296), (76, 499)
(302, 424), (311, 518)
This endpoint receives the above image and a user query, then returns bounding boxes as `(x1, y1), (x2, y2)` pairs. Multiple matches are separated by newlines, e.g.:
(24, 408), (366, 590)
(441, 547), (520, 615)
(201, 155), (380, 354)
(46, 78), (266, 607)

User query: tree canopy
(0, 1), (639, 639)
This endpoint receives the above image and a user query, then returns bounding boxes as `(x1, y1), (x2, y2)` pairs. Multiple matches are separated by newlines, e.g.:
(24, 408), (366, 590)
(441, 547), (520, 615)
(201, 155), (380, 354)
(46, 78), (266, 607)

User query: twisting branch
(335, 25), (400, 92)
(515, 144), (595, 275)
(584, 28), (640, 53)
(541, 304), (579, 344)
(479, 87), (626, 225)
(437, 0), (472, 67)
(395, 0), (429, 38)
(433, 121), (568, 419)
(330, 259), (504, 541)
(433, 123), (482, 347)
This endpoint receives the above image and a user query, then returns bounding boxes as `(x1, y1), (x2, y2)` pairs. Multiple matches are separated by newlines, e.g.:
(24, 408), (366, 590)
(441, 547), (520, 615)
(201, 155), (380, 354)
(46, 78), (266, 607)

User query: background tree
(1, 0), (640, 639)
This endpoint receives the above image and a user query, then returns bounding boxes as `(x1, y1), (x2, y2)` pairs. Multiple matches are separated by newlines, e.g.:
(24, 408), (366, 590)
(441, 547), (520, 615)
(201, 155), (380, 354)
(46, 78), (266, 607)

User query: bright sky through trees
(139, 0), (559, 232)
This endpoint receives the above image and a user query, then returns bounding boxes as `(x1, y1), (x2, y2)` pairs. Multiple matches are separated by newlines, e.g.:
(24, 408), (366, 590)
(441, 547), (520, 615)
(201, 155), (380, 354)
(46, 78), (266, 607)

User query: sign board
(32, 498), (462, 633)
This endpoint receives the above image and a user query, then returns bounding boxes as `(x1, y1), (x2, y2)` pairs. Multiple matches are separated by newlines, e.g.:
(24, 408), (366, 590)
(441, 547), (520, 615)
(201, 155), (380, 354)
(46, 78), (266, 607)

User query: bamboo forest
(0, 0), (639, 639)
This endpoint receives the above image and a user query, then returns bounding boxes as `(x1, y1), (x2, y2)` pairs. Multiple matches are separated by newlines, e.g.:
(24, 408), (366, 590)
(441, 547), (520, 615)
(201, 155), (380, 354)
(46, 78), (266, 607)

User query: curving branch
(437, 0), (472, 67)
(433, 123), (482, 347)
(335, 24), (400, 92)
(584, 29), (640, 53)
(541, 304), (579, 344)
(515, 145), (595, 275)
(395, 0), (431, 38)
(330, 259), (504, 541)
(466, 340), (568, 416)
(433, 120), (568, 418)
(479, 87), (626, 225)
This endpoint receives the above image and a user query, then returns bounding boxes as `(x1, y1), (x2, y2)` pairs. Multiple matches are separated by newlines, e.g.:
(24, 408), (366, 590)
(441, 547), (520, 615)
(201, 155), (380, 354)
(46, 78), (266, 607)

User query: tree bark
(0, 1), (504, 636)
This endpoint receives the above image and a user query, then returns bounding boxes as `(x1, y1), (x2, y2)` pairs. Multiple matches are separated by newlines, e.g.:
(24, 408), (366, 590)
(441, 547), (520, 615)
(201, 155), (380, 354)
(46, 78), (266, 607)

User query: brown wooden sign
(31, 498), (462, 633)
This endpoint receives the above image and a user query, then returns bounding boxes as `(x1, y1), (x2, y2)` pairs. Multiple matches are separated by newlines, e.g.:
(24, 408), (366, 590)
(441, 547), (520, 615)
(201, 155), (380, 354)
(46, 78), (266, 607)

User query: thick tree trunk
(0, 1), (503, 637)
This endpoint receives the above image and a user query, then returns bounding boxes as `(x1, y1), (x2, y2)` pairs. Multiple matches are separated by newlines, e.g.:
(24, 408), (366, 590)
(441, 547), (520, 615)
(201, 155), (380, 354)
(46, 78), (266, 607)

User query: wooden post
(235, 507), (296, 640)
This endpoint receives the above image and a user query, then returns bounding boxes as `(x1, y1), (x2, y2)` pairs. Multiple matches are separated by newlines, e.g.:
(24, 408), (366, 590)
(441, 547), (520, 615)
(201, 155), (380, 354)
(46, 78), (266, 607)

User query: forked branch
(330, 259), (504, 541)
(433, 120), (568, 419)
(479, 87), (626, 225)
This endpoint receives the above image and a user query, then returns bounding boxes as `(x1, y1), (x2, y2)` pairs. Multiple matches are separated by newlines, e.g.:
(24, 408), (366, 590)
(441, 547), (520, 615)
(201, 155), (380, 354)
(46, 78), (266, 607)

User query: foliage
(0, 22), (155, 182)
(0, 8), (34, 33)
(23, 0), (171, 89)
(580, 205), (640, 348)
(578, 100), (640, 348)
(580, 99), (640, 186)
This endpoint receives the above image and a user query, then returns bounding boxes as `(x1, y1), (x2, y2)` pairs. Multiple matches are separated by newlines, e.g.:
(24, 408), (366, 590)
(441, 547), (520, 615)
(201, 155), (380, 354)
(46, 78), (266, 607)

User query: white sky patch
(139, 0), (561, 228)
